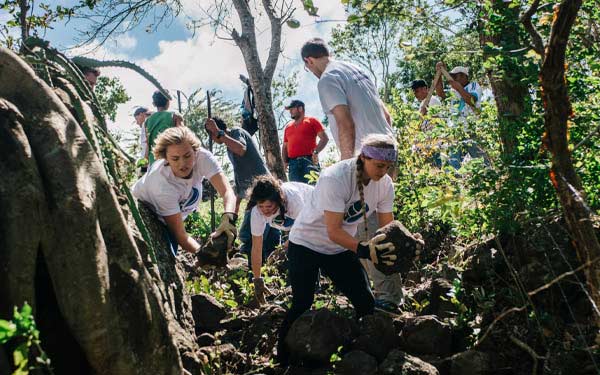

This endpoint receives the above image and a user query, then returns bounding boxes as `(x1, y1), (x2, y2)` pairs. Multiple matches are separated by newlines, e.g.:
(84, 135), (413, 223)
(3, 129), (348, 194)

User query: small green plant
(0, 302), (53, 375)
(409, 297), (430, 314)
(443, 275), (473, 329)
(188, 274), (238, 309)
(329, 345), (344, 366)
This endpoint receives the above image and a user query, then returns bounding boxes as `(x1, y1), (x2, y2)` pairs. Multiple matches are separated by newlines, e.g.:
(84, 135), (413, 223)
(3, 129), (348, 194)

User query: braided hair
(246, 175), (287, 222)
(355, 134), (397, 240)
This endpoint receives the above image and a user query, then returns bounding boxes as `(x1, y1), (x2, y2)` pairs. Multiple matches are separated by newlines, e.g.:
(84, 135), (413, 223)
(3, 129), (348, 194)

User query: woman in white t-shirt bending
(245, 175), (314, 304)
(132, 126), (237, 256)
(277, 134), (398, 363)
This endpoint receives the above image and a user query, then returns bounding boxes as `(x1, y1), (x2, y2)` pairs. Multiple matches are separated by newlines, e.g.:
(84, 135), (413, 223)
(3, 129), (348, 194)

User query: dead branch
(527, 256), (600, 298)
(509, 335), (546, 375)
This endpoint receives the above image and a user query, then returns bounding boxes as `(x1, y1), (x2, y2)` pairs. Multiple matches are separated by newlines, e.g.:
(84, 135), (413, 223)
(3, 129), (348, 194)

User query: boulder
(352, 313), (398, 361)
(191, 293), (227, 332)
(372, 220), (423, 276)
(196, 233), (228, 267)
(337, 350), (378, 375)
(449, 350), (490, 375)
(240, 305), (286, 356)
(379, 350), (439, 375)
(286, 309), (358, 364)
(400, 315), (452, 357)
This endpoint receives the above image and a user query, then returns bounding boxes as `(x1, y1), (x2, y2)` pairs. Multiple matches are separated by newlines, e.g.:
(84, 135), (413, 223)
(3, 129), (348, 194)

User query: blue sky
(9, 0), (349, 152)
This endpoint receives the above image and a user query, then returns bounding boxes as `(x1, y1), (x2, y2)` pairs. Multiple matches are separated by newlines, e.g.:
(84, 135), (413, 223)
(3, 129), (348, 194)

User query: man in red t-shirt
(282, 99), (329, 183)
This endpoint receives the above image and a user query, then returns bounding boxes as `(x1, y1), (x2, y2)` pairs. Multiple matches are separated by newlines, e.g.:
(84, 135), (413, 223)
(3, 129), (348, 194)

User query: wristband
(356, 243), (371, 259)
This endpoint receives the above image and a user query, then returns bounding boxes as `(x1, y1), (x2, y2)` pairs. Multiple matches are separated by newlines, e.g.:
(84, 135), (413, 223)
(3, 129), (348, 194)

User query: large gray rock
(240, 305), (286, 356)
(379, 350), (439, 375)
(191, 293), (227, 332)
(400, 315), (452, 357)
(286, 309), (358, 364)
(352, 313), (398, 361)
(337, 350), (378, 375)
(449, 350), (490, 375)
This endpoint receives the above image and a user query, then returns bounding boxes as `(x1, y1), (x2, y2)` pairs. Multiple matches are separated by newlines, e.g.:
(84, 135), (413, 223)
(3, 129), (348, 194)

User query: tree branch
(261, 0), (287, 84)
(520, 0), (545, 56)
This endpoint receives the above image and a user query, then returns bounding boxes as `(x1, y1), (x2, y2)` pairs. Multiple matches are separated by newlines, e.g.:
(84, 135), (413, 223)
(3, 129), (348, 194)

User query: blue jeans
(239, 210), (281, 261)
(288, 156), (318, 184)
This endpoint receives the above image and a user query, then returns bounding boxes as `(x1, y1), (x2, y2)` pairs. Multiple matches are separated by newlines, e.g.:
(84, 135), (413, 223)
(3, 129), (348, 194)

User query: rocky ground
(173, 217), (600, 375)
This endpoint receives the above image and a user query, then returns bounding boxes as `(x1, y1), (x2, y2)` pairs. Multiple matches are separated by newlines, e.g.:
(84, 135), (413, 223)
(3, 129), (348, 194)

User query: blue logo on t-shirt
(272, 215), (295, 230)
(344, 200), (369, 223)
(180, 187), (200, 212)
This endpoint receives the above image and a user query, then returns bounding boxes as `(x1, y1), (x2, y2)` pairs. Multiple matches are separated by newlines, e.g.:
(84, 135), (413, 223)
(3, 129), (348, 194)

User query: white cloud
(66, 1), (348, 153)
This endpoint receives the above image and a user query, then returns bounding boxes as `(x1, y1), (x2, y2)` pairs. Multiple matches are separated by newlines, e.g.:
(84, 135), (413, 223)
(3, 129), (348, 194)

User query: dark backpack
(240, 75), (259, 135)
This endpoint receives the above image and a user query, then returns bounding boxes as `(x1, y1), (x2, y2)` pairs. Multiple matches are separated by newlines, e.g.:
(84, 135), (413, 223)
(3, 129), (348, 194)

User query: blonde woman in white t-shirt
(132, 126), (237, 257)
(244, 175), (314, 305)
(276, 134), (401, 364)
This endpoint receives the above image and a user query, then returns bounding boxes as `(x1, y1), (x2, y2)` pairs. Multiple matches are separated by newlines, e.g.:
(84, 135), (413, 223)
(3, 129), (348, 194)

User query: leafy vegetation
(0, 303), (52, 375)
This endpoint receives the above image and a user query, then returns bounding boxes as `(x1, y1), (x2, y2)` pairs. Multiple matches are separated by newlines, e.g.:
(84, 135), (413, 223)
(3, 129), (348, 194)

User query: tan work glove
(211, 212), (238, 250)
(357, 233), (396, 265)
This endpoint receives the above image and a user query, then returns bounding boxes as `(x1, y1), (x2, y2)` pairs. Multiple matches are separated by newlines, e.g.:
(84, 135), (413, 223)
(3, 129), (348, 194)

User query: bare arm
(435, 61), (447, 100)
(173, 113), (184, 127)
(163, 213), (201, 253)
(221, 134), (247, 156)
(377, 212), (393, 228)
(331, 104), (356, 160)
(251, 235), (263, 279)
(324, 210), (361, 252)
(315, 131), (329, 154)
(282, 142), (289, 169)
(448, 80), (477, 110)
(209, 172), (237, 213)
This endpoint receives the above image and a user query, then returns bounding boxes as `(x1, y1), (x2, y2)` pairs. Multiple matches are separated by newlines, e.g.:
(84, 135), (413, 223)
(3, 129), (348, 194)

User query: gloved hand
(211, 212), (238, 250)
(253, 277), (272, 306)
(356, 233), (396, 265)
(358, 222), (426, 276)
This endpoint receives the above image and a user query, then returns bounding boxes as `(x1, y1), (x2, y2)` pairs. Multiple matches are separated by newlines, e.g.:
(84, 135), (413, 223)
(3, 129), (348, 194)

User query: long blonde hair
(356, 134), (397, 239)
(153, 127), (201, 160)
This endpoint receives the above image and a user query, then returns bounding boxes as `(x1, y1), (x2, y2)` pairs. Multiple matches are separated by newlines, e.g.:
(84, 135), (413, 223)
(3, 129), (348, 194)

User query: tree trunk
(480, 0), (530, 157)
(231, 0), (286, 180)
(0, 46), (203, 374)
(539, 0), (600, 321)
(18, 0), (28, 43)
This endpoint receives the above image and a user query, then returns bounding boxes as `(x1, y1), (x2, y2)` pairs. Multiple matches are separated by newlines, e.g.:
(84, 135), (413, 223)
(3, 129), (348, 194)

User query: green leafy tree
(94, 75), (130, 122)
(0, 0), (88, 49)
(330, 14), (401, 103)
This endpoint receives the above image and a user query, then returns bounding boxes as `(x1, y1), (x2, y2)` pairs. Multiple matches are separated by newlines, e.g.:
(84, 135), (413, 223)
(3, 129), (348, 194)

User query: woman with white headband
(276, 133), (399, 363)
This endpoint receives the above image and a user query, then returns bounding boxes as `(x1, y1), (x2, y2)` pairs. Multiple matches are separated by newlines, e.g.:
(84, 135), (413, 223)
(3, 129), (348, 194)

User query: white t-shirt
(421, 95), (441, 109)
(318, 60), (394, 156)
(250, 182), (314, 236)
(131, 148), (222, 223)
(289, 158), (394, 255)
(139, 124), (148, 159)
(452, 81), (482, 117)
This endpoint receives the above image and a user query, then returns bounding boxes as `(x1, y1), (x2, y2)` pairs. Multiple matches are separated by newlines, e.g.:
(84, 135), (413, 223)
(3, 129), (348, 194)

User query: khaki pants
(357, 213), (404, 305)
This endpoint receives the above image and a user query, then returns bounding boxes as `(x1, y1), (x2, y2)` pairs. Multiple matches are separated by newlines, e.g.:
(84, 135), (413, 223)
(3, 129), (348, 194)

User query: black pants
(277, 242), (374, 359)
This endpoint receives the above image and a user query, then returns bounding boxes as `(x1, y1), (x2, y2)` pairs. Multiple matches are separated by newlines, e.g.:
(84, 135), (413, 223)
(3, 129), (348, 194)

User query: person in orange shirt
(281, 99), (329, 183)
